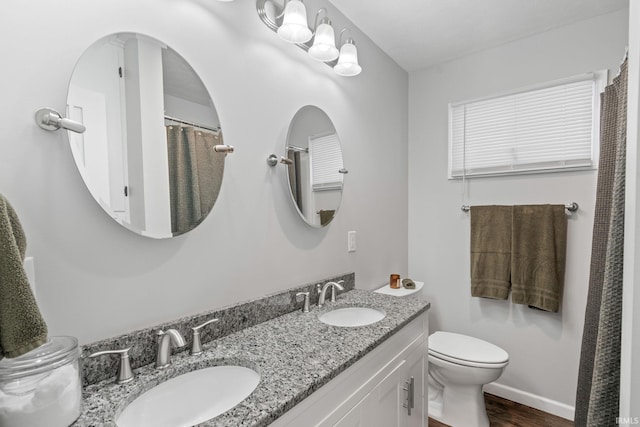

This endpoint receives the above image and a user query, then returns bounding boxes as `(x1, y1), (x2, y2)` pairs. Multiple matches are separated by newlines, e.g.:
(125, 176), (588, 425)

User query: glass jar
(0, 336), (82, 427)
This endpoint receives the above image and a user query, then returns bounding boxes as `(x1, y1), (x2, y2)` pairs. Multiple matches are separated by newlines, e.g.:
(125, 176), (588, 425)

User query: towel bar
(461, 202), (579, 213)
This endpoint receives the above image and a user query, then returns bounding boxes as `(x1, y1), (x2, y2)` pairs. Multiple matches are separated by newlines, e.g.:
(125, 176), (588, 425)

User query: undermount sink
(318, 307), (386, 327)
(116, 365), (260, 427)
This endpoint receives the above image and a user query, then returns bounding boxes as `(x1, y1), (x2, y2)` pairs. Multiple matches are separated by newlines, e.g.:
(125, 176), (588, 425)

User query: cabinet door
(404, 349), (425, 427)
(368, 360), (407, 427)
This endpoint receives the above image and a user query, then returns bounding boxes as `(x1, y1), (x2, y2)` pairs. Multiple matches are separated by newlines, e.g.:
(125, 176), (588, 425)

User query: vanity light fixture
(256, 0), (362, 76)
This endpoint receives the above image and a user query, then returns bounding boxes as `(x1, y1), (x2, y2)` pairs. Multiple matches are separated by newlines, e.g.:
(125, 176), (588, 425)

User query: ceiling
(328, 0), (629, 72)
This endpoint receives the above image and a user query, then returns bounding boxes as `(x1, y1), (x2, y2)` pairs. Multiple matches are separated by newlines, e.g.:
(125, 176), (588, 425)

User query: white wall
(0, 0), (408, 343)
(408, 10), (628, 419)
(622, 2), (640, 422)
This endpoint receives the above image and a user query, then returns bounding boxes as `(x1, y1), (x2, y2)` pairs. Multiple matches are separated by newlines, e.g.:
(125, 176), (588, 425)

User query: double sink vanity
(75, 274), (430, 427)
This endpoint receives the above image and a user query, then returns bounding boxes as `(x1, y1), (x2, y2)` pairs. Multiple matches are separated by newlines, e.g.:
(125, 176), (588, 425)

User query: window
(309, 132), (344, 191)
(448, 71), (607, 178)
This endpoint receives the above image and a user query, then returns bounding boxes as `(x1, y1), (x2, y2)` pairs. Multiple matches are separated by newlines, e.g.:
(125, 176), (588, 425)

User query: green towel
(511, 205), (567, 312)
(470, 205), (512, 300)
(0, 194), (47, 358)
(319, 210), (335, 226)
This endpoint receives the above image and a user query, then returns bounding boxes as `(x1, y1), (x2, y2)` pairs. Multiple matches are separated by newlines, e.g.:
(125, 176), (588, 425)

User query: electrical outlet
(348, 231), (357, 252)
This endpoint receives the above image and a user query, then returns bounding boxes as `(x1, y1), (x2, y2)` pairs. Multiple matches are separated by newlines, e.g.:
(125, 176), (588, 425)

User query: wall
(622, 2), (640, 422)
(408, 10), (628, 419)
(0, 0), (408, 344)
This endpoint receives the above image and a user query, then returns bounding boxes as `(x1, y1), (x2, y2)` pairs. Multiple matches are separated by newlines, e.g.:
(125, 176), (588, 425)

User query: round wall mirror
(285, 106), (346, 228)
(66, 33), (226, 238)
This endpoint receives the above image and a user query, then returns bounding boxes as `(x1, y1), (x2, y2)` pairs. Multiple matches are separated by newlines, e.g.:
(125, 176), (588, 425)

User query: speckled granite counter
(74, 289), (430, 426)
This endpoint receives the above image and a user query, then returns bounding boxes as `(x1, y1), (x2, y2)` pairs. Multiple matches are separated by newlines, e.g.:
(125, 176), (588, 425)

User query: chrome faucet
(155, 329), (186, 368)
(318, 280), (345, 307)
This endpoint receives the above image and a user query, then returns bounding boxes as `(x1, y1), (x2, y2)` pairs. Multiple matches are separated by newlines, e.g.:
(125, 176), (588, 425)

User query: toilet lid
(429, 331), (509, 365)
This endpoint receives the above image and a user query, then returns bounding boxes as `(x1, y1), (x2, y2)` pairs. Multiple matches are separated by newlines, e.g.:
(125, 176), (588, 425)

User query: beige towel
(511, 205), (567, 312)
(470, 205), (512, 299)
(0, 194), (48, 358)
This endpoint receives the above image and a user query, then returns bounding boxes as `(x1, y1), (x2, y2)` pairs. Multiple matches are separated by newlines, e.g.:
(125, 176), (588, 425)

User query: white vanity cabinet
(271, 311), (428, 427)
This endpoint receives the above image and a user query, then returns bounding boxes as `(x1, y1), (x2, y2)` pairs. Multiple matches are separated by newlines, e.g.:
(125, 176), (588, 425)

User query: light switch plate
(348, 231), (357, 252)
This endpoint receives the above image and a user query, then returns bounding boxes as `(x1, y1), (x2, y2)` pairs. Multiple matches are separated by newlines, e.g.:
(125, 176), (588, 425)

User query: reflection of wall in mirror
(123, 36), (172, 238)
(164, 94), (219, 130)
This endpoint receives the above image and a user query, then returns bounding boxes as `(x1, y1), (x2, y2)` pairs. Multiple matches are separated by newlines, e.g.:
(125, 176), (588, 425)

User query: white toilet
(428, 331), (509, 427)
(374, 281), (509, 427)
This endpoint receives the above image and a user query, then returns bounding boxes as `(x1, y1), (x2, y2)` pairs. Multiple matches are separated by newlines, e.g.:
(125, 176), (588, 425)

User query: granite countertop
(75, 289), (430, 426)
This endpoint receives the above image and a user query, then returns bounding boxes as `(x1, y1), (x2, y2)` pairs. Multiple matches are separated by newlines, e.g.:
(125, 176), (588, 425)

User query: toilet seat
(429, 332), (509, 368)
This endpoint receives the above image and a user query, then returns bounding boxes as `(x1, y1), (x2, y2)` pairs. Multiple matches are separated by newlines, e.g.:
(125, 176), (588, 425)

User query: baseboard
(483, 382), (575, 421)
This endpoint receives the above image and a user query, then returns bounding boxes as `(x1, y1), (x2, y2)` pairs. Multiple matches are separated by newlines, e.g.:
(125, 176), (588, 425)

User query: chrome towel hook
(35, 107), (86, 134)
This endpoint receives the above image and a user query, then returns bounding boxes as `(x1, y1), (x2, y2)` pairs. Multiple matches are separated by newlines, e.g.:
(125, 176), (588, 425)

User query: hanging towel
(511, 205), (567, 312)
(319, 210), (335, 226)
(470, 205), (512, 299)
(0, 194), (48, 358)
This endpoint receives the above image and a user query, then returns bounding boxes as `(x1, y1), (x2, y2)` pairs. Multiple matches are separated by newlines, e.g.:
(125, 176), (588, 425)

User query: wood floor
(428, 393), (574, 427)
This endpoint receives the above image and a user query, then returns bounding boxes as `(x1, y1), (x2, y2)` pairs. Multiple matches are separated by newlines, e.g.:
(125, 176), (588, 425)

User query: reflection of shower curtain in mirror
(166, 126), (225, 235)
(287, 150), (303, 212)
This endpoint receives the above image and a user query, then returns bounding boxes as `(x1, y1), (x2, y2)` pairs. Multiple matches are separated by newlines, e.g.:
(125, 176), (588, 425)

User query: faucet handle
(191, 318), (219, 355)
(296, 292), (311, 313)
(330, 280), (345, 302)
(87, 347), (134, 384)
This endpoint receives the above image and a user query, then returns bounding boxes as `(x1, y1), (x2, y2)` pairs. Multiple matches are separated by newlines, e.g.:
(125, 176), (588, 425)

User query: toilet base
(428, 382), (489, 427)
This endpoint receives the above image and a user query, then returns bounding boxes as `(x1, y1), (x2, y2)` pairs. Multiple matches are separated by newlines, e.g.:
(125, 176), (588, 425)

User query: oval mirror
(66, 33), (226, 238)
(285, 106), (346, 228)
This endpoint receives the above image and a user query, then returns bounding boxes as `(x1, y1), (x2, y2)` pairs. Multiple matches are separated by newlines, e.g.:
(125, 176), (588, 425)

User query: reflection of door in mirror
(66, 33), (224, 238)
(67, 37), (129, 224)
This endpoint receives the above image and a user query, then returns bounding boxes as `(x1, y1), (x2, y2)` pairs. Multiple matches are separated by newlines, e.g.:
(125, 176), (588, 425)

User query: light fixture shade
(309, 21), (339, 62)
(277, 0), (312, 44)
(334, 40), (362, 76)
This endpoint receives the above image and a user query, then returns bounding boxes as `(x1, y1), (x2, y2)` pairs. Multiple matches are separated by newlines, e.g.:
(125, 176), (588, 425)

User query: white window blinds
(310, 132), (344, 191)
(448, 71), (606, 178)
